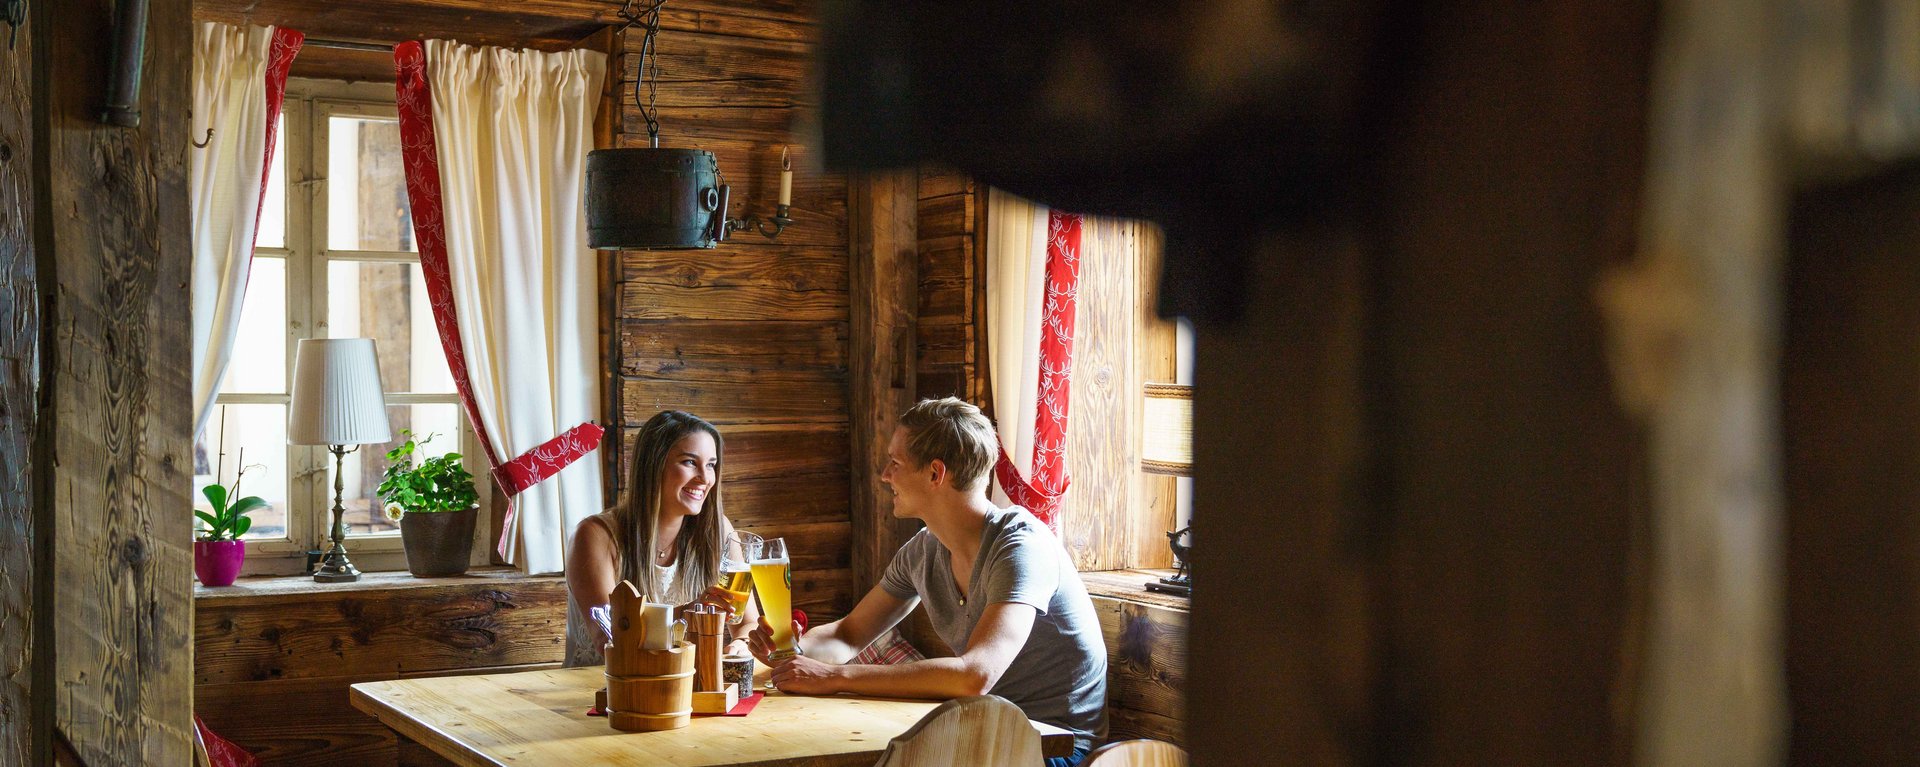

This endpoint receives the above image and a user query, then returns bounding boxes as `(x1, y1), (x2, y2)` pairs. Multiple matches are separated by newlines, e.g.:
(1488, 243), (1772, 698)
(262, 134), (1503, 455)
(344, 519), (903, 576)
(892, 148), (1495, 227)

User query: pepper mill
(691, 605), (723, 691)
(688, 604), (740, 713)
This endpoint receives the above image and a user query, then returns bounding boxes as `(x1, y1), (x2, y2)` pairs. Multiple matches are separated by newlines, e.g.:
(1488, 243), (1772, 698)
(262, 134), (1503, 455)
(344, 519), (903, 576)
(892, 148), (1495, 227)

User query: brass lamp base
(313, 443), (362, 583)
(313, 543), (360, 583)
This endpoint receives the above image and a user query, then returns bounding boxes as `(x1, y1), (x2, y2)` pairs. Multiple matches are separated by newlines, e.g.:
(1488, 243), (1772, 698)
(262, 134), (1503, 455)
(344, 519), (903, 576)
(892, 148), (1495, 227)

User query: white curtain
(424, 41), (607, 574)
(986, 187), (1050, 508)
(190, 23), (277, 439)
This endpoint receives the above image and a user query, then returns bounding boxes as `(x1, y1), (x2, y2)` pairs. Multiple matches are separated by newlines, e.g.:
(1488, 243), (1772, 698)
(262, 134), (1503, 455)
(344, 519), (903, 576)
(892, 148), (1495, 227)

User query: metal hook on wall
(3, 0), (25, 51)
(192, 128), (213, 148)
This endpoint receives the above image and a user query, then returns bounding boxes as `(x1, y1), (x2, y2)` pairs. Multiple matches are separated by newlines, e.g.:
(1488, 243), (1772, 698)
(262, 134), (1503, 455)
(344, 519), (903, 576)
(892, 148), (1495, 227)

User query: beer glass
(717, 530), (761, 625)
(751, 537), (795, 663)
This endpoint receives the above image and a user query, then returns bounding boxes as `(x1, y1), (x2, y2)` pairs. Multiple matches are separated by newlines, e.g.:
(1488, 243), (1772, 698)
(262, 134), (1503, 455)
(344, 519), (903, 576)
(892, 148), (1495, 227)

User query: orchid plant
(196, 447), (266, 542)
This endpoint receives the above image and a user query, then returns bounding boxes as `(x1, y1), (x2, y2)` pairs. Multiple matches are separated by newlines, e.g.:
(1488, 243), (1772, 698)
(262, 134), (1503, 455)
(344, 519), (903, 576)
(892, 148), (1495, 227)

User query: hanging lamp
(585, 0), (791, 250)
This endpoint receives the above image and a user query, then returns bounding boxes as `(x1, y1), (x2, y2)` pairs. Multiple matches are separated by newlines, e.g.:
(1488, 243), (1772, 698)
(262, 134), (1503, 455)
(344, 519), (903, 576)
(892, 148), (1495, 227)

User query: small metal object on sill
(305, 549), (324, 575)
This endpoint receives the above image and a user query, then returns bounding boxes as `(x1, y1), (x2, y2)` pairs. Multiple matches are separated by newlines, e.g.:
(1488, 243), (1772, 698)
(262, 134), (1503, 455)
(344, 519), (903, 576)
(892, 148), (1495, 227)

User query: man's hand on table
(768, 654), (841, 695)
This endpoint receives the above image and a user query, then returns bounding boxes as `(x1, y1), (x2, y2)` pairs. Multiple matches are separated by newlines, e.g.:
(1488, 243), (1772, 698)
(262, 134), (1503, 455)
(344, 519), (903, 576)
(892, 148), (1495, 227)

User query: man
(748, 397), (1107, 766)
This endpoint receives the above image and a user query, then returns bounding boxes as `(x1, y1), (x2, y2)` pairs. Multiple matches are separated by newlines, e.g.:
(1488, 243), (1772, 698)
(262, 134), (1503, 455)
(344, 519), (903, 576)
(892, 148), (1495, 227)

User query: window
(1041, 216), (1191, 573)
(194, 79), (486, 576)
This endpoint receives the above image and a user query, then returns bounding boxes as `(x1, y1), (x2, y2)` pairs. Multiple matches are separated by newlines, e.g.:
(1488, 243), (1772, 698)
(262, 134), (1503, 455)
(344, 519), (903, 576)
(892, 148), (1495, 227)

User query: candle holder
(726, 203), (792, 240)
(723, 146), (794, 241)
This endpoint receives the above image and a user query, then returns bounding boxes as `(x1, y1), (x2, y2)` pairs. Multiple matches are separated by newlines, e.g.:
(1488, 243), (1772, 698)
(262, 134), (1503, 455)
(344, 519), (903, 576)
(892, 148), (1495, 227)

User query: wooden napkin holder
(604, 581), (694, 731)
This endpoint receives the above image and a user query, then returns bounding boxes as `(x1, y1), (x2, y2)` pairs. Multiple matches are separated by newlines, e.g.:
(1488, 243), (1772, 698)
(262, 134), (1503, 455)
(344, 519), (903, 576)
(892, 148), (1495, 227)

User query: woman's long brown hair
(612, 410), (725, 600)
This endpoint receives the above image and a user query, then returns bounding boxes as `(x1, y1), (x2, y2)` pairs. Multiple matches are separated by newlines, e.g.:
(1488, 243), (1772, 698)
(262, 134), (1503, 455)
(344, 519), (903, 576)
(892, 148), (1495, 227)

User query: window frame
(212, 77), (490, 577)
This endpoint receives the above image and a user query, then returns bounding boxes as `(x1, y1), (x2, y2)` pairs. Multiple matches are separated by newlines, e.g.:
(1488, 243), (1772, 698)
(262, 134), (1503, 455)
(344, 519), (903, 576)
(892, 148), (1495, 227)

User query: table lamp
(289, 338), (392, 583)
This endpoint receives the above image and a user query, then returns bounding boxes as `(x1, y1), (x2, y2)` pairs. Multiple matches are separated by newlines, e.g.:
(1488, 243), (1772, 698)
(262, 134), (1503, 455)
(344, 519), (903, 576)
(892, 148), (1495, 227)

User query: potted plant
(194, 450), (264, 587)
(378, 430), (480, 577)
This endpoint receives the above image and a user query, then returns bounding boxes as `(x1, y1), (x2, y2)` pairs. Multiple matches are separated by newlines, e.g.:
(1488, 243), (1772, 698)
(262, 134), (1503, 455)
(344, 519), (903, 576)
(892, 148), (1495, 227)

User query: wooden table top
(350, 666), (1077, 767)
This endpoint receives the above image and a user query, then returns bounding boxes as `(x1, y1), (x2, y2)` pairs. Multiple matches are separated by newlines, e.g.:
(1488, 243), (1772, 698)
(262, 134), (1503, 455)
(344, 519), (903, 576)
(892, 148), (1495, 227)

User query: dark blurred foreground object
(817, 0), (1388, 323)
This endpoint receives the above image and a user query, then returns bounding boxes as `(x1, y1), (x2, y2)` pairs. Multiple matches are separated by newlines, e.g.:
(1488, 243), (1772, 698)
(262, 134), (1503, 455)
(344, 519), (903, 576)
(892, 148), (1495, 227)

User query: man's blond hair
(897, 397), (999, 492)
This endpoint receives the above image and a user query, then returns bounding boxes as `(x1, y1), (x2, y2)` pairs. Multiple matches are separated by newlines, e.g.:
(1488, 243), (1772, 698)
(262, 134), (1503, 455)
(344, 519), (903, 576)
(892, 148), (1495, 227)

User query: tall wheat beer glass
(752, 537), (795, 662)
(718, 530), (761, 625)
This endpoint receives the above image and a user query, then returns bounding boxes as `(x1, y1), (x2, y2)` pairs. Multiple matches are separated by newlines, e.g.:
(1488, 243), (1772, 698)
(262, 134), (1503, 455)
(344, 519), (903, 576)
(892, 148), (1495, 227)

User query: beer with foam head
(752, 537), (794, 658)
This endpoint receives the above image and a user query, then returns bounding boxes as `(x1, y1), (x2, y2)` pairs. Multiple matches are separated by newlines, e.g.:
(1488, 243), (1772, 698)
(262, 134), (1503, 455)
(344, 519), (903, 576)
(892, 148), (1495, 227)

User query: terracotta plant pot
(399, 506), (476, 577)
(194, 540), (246, 587)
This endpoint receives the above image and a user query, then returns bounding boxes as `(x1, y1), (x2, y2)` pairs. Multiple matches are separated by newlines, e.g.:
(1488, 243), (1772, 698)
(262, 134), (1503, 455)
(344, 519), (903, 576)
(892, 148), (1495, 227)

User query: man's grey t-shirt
(878, 506), (1107, 750)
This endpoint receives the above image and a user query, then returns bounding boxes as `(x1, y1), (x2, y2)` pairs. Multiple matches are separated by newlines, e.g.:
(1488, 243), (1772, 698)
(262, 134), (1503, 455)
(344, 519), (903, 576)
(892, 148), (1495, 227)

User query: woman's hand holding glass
(716, 530), (762, 625)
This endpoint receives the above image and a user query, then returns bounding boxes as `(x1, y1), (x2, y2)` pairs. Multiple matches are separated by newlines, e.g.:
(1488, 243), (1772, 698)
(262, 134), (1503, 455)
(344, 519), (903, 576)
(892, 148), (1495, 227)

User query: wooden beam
(1189, 1), (1657, 762)
(0, 0), (38, 760)
(195, 578), (570, 685)
(848, 170), (918, 596)
(38, 0), (194, 763)
(1603, 0), (1786, 761)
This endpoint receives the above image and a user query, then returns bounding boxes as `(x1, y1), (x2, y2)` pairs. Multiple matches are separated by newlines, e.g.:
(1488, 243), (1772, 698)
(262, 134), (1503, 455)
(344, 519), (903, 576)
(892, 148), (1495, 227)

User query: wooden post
(0, 0), (39, 762)
(1188, 1), (1659, 763)
(849, 171), (918, 595)
(13, 0), (196, 763)
(1601, 0), (1788, 761)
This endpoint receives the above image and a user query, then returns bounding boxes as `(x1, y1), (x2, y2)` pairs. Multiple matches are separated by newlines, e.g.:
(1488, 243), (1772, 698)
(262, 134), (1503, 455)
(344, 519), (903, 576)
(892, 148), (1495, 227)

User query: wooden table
(350, 666), (1077, 766)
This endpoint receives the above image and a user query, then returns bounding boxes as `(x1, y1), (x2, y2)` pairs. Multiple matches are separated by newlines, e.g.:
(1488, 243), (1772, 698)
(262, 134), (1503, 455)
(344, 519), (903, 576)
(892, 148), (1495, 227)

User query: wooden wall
(915, 166), (979, 403)
(194, 574), (568, 766)
(606, 1), (855, 621)
(0, 0), (201, 763)
(0, 0), (36, 760)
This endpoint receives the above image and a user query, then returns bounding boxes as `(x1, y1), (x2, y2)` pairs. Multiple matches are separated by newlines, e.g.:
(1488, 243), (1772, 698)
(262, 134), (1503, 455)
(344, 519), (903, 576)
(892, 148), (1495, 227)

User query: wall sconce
(582, 0), (794, 250)
(723, 146), (793, 240)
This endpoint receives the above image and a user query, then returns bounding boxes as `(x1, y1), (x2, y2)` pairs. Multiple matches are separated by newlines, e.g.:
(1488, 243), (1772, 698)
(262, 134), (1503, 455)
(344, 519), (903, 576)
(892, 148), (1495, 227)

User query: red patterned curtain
(991, 207), (1084, 526)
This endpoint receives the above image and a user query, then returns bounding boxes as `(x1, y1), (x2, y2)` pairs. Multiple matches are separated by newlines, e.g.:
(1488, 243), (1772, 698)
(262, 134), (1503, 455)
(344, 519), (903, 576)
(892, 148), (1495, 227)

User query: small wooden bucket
(605, 641), (694, 731)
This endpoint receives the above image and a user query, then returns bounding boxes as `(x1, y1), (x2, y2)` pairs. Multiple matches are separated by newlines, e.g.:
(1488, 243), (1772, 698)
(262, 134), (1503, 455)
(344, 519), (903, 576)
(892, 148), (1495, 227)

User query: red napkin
(714, 691), (765, 716)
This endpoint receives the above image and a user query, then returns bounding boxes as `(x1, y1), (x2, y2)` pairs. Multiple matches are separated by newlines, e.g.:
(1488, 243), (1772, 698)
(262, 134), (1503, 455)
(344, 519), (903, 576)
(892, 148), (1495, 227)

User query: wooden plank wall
(0, 0), (36, 760)
(194, 575), (569, 766)
(915, 166), (979, 403)
(608, 0), (855, 621)
(848, 171), (920, 596)
(1093, 596), (1186, 747)
(38, 1), (197, 763)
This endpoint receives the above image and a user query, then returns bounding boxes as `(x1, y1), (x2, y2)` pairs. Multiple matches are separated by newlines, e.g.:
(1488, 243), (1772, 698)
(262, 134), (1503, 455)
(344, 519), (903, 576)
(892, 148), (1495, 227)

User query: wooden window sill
(194, 566), (562, 604)
(1079, 568), (1190, 612)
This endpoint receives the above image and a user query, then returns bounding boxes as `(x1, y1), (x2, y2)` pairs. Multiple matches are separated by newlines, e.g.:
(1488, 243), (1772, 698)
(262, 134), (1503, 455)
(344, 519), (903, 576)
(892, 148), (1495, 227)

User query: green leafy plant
(377, 430), (479, 521)
(197, 448), (266, 542)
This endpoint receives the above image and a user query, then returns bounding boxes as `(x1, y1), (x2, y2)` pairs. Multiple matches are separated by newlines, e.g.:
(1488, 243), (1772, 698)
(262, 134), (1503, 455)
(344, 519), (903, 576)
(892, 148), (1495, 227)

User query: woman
(564, 410), (758, 667)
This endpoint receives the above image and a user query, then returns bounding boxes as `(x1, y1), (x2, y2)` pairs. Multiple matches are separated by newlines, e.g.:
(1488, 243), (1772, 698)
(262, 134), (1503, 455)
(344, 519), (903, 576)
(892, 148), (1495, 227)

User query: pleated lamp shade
(289, 338), (393, 446)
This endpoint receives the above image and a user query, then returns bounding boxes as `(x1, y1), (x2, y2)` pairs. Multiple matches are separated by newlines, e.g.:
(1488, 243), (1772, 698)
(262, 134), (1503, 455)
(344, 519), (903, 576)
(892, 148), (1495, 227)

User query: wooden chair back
(871, 695), (1043, 767)
(1083, 739), (1188, 767)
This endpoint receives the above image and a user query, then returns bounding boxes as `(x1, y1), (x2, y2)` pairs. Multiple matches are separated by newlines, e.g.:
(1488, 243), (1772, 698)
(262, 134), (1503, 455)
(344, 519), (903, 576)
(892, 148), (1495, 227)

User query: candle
(778, 146), (793, 208)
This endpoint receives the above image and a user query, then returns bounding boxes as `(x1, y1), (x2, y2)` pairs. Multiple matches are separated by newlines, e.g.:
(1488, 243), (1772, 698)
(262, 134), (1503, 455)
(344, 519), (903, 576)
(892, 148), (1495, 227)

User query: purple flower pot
(194, 540), (246, 587)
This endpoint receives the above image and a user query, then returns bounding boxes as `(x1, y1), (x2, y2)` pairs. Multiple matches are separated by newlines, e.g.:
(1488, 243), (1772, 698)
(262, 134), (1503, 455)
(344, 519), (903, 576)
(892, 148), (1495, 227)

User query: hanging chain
(618, 0), (666, 147)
